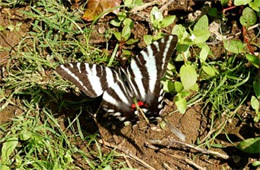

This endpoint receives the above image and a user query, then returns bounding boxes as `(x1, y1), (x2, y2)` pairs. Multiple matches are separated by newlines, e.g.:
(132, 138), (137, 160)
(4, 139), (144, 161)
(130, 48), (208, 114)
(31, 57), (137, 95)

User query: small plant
(111, 16), (139, 46)
(144, 6), (176, 45)
(234, 0), (260, 12)
(108, 0), (143, 65)
(163, 15), (211, 114)
(251, 96), (260, 122)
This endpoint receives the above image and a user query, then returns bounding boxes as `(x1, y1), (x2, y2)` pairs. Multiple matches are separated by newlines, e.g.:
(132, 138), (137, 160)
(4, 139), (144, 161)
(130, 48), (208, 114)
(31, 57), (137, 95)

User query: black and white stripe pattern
(56, 35), (178, 123)
(56, 63), (119, 97)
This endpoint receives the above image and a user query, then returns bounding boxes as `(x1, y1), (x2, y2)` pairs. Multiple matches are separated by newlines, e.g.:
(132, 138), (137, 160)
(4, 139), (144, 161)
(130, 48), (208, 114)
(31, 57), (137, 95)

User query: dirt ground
(0, 0), (259, 169)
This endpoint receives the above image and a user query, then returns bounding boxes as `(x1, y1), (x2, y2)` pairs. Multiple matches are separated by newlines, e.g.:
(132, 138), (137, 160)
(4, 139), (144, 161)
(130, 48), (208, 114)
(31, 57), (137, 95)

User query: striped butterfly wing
(56, 63), (135, 121)
(102, 79), (136, 122)
(56, 35), (178, 123)
(56, 63), (119, 97)
(127, 35), (178, 115)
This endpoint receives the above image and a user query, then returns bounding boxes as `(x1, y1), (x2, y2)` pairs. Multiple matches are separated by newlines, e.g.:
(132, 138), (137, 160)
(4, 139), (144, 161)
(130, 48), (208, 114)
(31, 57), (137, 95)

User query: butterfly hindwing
(102, 79), (136, 121)
(56, 63), (119, 97)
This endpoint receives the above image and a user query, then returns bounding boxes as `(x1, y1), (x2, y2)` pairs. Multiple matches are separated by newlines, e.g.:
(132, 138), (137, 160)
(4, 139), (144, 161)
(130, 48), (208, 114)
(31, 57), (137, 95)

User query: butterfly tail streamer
(164, 118), (186, 142)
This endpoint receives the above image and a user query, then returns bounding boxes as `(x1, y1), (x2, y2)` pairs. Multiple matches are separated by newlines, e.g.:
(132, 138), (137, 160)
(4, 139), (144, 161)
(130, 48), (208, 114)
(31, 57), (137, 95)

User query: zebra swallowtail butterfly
(56, 35), (178, 124)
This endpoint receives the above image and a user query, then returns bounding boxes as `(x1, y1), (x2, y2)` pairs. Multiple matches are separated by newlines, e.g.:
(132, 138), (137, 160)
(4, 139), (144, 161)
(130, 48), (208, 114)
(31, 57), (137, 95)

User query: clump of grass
(0, 98), (125, 169)
(0, 0), (121, 168)
(0, 101), (82, 169)
(197, 55), (255, 147)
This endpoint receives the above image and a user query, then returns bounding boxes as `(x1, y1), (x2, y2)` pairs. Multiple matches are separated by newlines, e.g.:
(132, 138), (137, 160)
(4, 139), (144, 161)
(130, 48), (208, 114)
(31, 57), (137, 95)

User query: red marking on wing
(131, 101), (148, 111)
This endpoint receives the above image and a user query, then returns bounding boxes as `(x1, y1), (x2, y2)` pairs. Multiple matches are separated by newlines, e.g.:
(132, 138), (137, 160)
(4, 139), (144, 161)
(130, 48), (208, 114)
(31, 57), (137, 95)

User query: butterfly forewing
(56, 63), (119, 97)
(127, 35), (178, 105)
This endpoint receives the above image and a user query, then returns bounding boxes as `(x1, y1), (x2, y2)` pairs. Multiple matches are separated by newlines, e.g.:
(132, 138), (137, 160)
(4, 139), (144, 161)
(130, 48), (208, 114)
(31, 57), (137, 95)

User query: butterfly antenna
(92, 103), (102, 119)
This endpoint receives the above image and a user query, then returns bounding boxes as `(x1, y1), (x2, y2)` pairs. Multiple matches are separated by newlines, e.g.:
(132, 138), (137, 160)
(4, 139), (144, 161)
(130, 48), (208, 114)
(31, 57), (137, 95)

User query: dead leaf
(82, 0), (121, 21)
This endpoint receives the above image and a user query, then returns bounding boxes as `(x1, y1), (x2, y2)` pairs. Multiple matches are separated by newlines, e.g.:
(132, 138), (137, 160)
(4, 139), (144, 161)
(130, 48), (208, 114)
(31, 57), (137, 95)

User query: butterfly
(56, 35), (178, 124)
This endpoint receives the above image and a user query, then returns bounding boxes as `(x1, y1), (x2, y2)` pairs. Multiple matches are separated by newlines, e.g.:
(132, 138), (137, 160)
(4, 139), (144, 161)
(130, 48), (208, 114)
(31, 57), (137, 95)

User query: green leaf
(202, 65), (216, 77)
(237, 137), (260, 153)
(110, 19), (121, 27)
(175, 96), (187, 114)
(124, 0), (142, 7)
(161, 15), (176, 28)
(118, 12), (127, 21)
(245, 54), (260, 68)
(223, 39), (245, 54)
(1, 137), (18, 163)
(190, 83), (199, 91)
(150, 7), (163, 29)
(194, 15), (209, 32)
(122, 25), (131, 41)
(126, 38), (139, 45)
(19, 130), (32, 141)
(1, 165), (10, 170)
(221, 0), (229, 5)
(179, 90), (191, 98)
(240, 7), (257, 27)
(103, 165), (113, 170)
(124, 0), (132, 6)
(113, 32), (121, 41)
(122, 49), (131, 55)
(163, 80), (175, 92)
(175, 44), (190, 61)
(192, 15), (210, 44)
(174, 81), (183, 93)
(252, 161), (260, 167)
(253, 77), (260, 99)
(199, 45), (210, 62)
(251, 96), (259, 111)
(144, 35), (153, 45)
(254, 113), (260, 122)
(192, 31), (210, 44)
(123, 18), (134, 28)
(208, 8), (218, 17)
(234, 0), (252, 6)
(153, 34), (164, 41)
(172, 24), (189, 42)
(249, 0), (260, 12)
(180, 65), (198, 90)
(133, 0), (143, 5)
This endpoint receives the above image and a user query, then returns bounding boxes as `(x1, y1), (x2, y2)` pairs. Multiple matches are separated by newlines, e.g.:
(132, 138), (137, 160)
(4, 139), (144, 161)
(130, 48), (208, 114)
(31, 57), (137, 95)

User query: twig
(99, 140), (156, 170)
(149, 138), (229, 159)
(200, 118), (226, 143)
(170, 154), (206, 170)
(123, 155), (133, 168)
(154, 147), (206, 170)
(130, 0), (167, 14)
(162, 162), (174, 170)
(160, 0), (175, 13)
(183, 158), (206, 170)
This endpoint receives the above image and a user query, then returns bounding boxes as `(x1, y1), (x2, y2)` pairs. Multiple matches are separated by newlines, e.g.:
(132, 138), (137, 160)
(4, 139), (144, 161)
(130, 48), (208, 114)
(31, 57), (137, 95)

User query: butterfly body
(56, 35), (178, 123)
